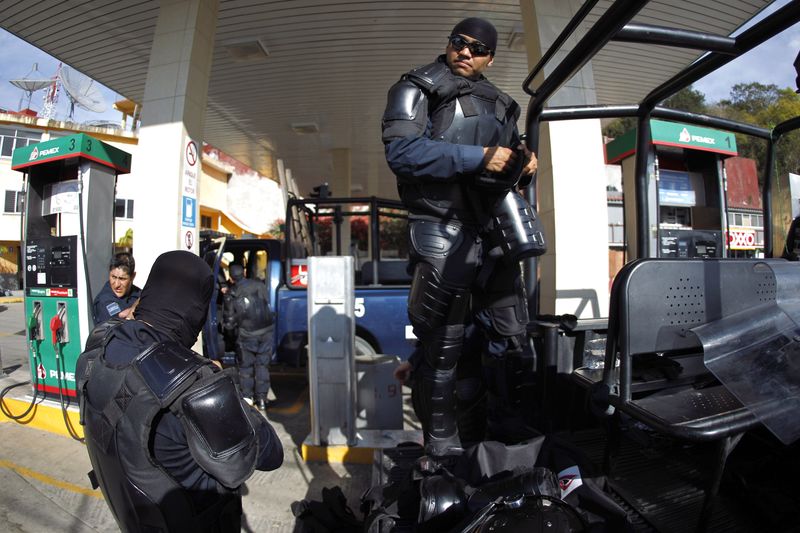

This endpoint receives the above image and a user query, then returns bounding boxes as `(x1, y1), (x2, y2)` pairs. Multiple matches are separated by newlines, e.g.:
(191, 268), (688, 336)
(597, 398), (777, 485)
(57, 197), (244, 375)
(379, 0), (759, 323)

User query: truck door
(201, 236), (226, 361)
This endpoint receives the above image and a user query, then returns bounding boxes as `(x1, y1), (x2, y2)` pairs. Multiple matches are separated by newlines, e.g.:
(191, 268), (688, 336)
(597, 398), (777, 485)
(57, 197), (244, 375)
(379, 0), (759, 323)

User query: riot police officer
(77, 251), (283, 532)
(382, 17), (543, 455)
(223, 263), (275, 410)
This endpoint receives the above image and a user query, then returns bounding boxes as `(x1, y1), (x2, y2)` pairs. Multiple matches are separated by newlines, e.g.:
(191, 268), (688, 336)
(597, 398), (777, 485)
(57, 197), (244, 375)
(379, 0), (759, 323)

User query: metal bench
(579, 258), (798, 529)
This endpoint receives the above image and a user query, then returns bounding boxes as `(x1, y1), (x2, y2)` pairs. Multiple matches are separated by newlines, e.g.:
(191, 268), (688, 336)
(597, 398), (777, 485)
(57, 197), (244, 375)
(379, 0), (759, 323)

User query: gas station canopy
(0, 1), (778, 199)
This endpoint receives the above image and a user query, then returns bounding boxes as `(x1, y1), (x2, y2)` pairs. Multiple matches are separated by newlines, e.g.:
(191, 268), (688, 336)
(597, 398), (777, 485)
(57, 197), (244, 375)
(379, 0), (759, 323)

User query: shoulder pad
(405, 61), (451, 92)
(135, 341), (210, 404)
(384, 80), (426, 121)
(180, 373), (258, 488)
(405, 61), (463, 105)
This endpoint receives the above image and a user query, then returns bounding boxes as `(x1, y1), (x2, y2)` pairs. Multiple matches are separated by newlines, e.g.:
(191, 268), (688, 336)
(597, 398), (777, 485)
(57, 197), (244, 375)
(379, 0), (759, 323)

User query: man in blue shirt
(93, 252), (141, 324)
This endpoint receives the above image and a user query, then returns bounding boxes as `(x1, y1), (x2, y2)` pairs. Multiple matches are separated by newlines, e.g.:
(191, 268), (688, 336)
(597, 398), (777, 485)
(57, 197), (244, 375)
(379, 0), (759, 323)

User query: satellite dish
(58, 66), (107, 119)
(9, 63), (51, 110)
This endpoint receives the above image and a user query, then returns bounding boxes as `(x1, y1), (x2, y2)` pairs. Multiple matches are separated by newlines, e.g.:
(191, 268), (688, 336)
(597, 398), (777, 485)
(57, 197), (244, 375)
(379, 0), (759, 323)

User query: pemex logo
(679, 128), (691, 143)
(28, 146), (39, 161)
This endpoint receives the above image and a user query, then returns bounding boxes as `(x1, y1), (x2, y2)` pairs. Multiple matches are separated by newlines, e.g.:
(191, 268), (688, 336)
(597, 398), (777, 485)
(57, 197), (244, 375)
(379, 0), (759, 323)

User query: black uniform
(382, 56), (544, 454)
(77, 251), (283, 532)
(93, 280), (141, 324)
(223, 271), (274, 404)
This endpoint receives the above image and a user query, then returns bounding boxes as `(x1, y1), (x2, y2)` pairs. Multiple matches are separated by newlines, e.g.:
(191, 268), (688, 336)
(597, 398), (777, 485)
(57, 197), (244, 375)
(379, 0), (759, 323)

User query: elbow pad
(382, 81), (427, 141)
(178, 371), (258, 489)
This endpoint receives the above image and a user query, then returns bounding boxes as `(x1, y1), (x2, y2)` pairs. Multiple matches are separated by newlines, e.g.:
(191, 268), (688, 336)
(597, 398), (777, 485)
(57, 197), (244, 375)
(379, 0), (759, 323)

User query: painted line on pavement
(0, 397), (83, 439)
(268, 386), (308, 415)
(0, 458), (102, 499)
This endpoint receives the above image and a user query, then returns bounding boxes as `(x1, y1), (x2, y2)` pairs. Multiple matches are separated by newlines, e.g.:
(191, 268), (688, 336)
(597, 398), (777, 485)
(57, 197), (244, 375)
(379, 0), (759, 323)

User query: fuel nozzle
(28, 302), (43, 341)
(50, 304), (68, 345)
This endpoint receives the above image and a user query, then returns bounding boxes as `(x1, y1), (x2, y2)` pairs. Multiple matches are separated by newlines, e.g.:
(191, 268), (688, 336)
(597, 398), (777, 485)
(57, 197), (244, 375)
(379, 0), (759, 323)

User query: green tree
(719, 82), (781, 115)
(116, 228), (133, 249)
(602, 86), (707, 138)
(713, 83), (800, 178)
(662, 85), (707, 114)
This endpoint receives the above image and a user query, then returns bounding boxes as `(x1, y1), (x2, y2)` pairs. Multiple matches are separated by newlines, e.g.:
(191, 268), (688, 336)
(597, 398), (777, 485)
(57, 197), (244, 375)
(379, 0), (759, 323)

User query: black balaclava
(229, 264), (244, 282)
(135, 250), (213, 348)
(451, 17), (498, 53)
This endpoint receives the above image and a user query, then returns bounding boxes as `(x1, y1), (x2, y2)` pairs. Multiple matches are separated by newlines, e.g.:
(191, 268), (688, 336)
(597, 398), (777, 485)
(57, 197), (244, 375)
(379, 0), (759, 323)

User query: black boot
(414, 365), (463, 456)
(254, 395), (267, 410)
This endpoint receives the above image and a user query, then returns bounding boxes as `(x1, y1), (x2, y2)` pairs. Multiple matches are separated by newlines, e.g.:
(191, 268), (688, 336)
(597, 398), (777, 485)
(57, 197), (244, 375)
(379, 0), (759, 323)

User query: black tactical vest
(397, 59), (520, 223)
(76, 322), (254, 532)
(230, 278), (273, 335)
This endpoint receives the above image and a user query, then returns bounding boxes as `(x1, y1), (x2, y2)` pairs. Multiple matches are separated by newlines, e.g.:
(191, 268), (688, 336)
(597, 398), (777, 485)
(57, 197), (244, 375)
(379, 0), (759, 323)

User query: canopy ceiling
(0, 0), (775, 199)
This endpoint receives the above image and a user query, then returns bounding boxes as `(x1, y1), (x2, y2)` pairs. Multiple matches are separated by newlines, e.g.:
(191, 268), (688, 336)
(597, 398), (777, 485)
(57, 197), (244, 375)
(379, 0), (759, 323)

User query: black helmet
(473, 496), (586, 533)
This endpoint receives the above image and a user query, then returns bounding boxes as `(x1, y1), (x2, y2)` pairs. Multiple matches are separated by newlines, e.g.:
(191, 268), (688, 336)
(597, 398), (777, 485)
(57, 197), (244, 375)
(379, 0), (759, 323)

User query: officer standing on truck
(223, 263), (275, 410)
(382, 17), (543, 456)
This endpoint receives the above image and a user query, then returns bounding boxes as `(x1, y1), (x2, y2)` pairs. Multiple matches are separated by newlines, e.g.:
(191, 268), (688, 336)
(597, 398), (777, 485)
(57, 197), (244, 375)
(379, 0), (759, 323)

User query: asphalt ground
(0, 298), (389, 532)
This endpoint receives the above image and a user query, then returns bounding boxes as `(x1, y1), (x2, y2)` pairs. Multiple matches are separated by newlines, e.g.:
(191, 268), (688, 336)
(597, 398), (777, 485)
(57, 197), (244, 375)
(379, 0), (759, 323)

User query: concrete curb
(0, 396), (83, 440)
(0, 297), (23, 304)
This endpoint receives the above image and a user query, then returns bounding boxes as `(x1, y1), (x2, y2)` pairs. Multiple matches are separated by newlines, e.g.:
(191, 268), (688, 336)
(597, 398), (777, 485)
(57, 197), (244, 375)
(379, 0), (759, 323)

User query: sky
(0, 28), (122, 125)
(693, 0), (800, 102)
(0, 3), (798, 123)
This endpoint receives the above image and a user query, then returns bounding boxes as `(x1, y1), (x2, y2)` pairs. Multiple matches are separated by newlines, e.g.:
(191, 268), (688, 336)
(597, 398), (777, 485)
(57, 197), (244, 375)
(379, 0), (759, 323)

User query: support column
(131, 0), (218, 283)
(520, 0), (610, 318)
(331, 148), (352, 256)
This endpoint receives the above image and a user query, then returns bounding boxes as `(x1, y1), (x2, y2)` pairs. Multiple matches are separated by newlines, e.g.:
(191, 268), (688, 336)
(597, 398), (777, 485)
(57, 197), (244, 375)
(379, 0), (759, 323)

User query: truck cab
(201, 196), (415, 366)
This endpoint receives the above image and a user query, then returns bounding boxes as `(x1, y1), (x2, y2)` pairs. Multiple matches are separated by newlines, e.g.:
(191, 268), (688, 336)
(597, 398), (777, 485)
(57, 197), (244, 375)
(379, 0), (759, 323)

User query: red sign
(185, 230), (194, 250)
(37, 363), (46, 380)
(289, 264), (308, 287)
(49, 288), (70, 297)
(727, 228), (757, 250)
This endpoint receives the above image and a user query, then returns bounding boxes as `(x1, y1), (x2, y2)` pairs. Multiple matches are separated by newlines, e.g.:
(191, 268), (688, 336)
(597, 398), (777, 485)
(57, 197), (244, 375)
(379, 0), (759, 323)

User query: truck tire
(355, 335), (378, 356)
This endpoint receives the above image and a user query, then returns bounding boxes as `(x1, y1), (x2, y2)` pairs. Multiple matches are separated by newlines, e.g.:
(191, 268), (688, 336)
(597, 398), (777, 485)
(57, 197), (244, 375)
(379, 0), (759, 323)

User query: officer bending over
(77, 250), (283, 532)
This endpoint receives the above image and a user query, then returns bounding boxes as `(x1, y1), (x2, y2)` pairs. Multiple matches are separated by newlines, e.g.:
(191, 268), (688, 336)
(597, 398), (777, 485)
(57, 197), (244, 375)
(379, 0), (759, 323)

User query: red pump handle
(50, 315), (63, 345)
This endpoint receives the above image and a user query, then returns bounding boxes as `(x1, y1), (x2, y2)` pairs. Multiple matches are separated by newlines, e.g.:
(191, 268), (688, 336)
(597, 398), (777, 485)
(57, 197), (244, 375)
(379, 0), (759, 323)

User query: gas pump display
(11, 133), (131, 403)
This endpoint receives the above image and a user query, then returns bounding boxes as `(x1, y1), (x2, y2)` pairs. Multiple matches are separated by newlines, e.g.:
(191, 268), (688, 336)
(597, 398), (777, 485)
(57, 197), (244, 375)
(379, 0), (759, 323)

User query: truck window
(285, 197), (410, 287)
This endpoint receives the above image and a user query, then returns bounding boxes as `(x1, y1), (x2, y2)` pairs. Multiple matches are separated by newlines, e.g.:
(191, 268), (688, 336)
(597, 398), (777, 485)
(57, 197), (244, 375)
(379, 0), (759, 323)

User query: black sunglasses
(448, 34), (493, 57)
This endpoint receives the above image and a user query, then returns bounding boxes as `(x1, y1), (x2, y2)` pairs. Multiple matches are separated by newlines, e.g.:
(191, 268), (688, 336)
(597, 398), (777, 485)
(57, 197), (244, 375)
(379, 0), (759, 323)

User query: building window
(4, 190), (23, 213)
(0, 127), (42, 158)
(201, 214), (213, 229)
(115, 198), (134, 219)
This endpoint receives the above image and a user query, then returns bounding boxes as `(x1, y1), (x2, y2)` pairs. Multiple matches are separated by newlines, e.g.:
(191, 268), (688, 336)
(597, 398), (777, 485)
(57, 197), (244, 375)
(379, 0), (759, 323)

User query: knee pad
(422, 324), (465, 371)
(408, 263), (470, 334)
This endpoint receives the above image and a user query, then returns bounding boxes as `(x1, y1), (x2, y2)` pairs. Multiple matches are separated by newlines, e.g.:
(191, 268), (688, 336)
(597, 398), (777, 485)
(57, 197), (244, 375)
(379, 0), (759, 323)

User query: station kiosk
(11, 134), (131, 406)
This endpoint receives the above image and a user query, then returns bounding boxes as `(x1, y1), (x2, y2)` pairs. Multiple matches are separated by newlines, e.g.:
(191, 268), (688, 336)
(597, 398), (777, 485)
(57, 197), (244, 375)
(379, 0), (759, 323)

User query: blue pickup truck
(201, 196), (414, 365)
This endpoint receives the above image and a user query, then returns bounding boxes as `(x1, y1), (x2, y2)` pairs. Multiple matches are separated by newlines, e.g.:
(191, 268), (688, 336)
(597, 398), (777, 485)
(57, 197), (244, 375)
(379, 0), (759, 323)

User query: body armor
(76, 322), (259, 532)
(385, 59), (546, 259)
(228, 278), (273, 336)
(384, 58), (521, 224)
(383, 58), (544, 455)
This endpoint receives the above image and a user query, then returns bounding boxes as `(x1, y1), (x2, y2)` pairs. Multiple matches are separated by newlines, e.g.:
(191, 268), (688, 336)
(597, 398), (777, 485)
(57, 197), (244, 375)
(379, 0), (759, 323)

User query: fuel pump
(4, 133), (131, 437)
(606, 119), (738, 260)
